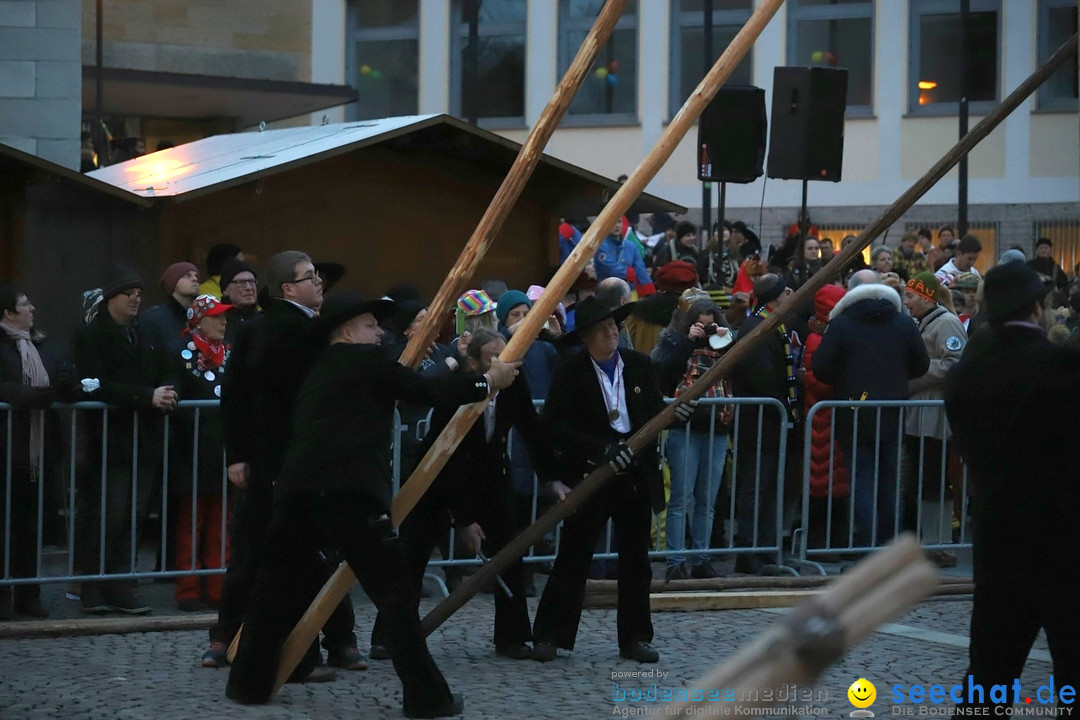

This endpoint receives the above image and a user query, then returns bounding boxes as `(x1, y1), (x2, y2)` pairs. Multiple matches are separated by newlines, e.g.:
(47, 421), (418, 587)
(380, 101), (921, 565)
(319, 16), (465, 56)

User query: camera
(703, 324), (720, 336)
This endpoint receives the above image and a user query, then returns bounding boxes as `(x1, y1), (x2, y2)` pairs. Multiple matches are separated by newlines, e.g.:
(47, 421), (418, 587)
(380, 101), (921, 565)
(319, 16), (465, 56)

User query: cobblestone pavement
(0, 566), (1061, 720)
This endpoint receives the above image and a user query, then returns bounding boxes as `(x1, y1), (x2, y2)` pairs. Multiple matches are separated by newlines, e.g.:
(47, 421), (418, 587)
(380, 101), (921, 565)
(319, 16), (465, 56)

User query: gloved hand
(673, 398), (699, 424)
(603, 441), (635, 473)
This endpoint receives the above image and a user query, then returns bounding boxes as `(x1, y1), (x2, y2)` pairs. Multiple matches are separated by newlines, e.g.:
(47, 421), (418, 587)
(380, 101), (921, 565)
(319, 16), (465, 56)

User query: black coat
(540, 348), (666, 513)
(730, 310), (798, 431)
(221, 299), (317, 485)
(140, 298), (188, 352)
(71, 310), (166, 461)
(274, 342), (492, 513)
(423, 372), (555, 527)
(163, 333), (230, 497)
(944, 323), (1080, 583)
(0, 335), (81, 476)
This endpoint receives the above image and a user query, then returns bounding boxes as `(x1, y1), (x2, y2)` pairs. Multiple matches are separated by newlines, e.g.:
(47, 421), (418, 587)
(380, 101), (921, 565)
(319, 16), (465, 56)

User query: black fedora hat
(563, 295), (635, 345)
(314, 291), (395, 342)
(313, 262), (346, 294)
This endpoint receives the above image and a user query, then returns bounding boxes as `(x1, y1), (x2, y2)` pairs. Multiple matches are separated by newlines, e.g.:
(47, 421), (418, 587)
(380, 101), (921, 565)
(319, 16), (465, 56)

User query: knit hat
(983, 262), (1047, 322)
(160, 262), (199, 294)
(558, 222), (576, 240)
(653, 260), (699, 293)
(952, 272), (980, 291)
(219, 257), (256, 291)
(102, 264), (143, 301)
(186, 294), (233, 327)
(1035, 237), (1052, 248)
(813, 285), (846, 324)
(495, 290), (531, 326)
(905, 271), (941, 303)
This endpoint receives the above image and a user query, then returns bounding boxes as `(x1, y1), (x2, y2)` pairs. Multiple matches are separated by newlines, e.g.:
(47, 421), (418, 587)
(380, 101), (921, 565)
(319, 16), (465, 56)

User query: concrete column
(310, 0), (347, 124)
(419, 0), (451, 114)
(524, 1), (558, 127)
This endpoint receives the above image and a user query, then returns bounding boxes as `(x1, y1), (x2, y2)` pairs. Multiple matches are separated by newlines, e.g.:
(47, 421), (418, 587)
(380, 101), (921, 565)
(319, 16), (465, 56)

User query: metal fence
(3, 396), (971, 597)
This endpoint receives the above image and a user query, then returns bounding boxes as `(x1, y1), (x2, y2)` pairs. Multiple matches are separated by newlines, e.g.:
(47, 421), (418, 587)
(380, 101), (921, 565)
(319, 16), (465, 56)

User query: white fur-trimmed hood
(829, 282), (901, 320)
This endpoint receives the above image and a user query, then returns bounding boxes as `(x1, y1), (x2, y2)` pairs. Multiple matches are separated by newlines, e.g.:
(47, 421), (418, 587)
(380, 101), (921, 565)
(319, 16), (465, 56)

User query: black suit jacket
(274, 342), (492, 514)
(423, 372), (555, 527)
(541, 348), (666, 513)
(221, 299), (317, 485)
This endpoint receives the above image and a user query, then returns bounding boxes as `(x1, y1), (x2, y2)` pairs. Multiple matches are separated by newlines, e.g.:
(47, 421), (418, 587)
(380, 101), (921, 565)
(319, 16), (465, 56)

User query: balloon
(605, 73), (617, 88)
(824, 51), (838, 66)
(360, 64), (372, 75)
(371, 70), (383, 80)
(811, 51), (823, 63)
(607, 59), (620, 74)
(595, 67), (608, 79)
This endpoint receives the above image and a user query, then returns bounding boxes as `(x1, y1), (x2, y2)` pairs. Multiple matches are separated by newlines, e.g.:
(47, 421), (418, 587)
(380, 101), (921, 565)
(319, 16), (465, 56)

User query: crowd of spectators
(3, 216), (1080, 624)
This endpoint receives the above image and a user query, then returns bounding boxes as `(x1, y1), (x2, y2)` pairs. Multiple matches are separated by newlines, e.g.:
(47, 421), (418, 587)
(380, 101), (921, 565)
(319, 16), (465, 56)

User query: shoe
(80, 585), (110, 615)
(176, 598), (202, 612)
(404, 692), (465, 719)
(926, 549), (958, 568)
(66, 583), (81, 601)
(285, 665), (336, 684)
(202, 642), (228, 668)
(665, 564), (690, 581)
(369, 643), (392, 660)
(690, 563), (720, 580)
(495, 643), (532, 660)
(619, 640), (659, 663)
(531, 640), (557, 662)
(14, 596), (49, 619)
(327, 646), (368, 671)
(106, 590), (151, 615)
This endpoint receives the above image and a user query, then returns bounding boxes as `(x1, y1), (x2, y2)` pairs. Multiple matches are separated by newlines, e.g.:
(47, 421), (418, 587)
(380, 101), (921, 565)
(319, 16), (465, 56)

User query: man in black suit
(204, 251), (359, 674)
(226, 292), (520, 717)
(371, 329), (555, 661)
(945, 262), (1080, 710)
(530, 296), (671, 664)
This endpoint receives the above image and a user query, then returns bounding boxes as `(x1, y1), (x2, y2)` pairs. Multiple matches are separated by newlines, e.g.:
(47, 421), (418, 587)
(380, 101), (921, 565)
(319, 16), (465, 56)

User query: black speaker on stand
(697, 85), (767, 284)
(766, 66), (848, 265)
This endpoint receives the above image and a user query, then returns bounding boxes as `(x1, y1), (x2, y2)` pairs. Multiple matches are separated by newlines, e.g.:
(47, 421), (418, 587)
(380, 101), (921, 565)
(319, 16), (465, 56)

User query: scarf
(0, 320), (50, 479)
(187, 328), (227, 372)
(754, 307), (798, 421)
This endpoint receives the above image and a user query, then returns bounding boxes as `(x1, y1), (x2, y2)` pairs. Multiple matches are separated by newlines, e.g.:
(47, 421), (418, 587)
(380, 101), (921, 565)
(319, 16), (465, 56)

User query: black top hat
(563, 295), (635, 345)
(314, 291), (396, 342)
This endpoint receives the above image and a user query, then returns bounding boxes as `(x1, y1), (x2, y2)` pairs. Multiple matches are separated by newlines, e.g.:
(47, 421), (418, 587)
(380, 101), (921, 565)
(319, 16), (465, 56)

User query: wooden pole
(391, 0), (788, 529)
(250, 0), (631, 682)
(419, 32), (1079, 636)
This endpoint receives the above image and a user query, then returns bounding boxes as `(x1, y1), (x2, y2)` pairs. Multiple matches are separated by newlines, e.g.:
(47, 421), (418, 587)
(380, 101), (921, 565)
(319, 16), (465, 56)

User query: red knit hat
(160, 262), (199, 294)
(813, 284), (846, 323)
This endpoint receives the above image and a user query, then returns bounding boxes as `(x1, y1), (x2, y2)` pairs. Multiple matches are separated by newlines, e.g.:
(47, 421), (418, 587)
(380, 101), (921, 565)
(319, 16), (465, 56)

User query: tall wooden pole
(252, 0), (631, 687)
(419, 32), (1079, 636)
(391, 0), (788, 528)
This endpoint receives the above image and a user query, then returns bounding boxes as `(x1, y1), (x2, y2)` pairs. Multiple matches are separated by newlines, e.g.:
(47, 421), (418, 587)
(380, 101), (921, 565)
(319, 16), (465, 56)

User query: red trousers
(174, 495), (231, 603)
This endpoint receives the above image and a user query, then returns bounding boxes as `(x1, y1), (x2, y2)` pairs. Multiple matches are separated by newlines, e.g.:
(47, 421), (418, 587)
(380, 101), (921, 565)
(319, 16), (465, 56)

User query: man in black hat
(945, 262), (1080, 709)
(226, 292), (521, 716)
(531, 296), (686, 665)
(218, 257), (259, 343)
(1027, 237), (1069, 292)
(206, 250), (358, 673)
(72, 265), (178, 615)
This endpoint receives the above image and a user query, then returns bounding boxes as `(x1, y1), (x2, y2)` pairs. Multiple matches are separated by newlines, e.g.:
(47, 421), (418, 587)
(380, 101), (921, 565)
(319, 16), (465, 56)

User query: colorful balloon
(605, 73), (617, 88)
(811, 51), (824, 63)
(360, 64), (372, 75)
(607, 59), (620, 74)
(595, 67), (608, 79)
(371, 69), (383, 80)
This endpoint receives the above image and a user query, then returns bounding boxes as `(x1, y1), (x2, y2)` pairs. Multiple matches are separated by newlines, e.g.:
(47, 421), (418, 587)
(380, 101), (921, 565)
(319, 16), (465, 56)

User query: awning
(81, 67), (358, 128)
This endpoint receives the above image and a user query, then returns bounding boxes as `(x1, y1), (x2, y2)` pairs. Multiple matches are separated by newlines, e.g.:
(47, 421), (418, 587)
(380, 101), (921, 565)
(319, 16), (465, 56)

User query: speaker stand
(797, 177), (809, 274)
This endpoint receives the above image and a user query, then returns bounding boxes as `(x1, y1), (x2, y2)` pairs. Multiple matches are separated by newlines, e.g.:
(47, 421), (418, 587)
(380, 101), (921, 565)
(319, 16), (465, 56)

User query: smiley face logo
(848, 678), (877, 709)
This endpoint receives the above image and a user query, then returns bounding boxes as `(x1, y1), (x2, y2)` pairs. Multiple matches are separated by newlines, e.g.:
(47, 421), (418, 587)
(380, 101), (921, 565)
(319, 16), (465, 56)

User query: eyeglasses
(122, 290), (144, 300)
(287, 270), (322, 285)
(228, 279), (258, 288)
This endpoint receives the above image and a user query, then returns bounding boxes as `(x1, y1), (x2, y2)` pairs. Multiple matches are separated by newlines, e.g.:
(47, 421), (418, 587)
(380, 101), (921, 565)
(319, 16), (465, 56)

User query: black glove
(673, 398), (699, 424)
(602, 441), (635, 473)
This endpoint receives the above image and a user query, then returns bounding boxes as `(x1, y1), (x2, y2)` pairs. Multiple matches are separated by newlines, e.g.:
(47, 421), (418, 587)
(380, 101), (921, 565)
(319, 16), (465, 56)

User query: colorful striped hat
(456, 289), (495, 316)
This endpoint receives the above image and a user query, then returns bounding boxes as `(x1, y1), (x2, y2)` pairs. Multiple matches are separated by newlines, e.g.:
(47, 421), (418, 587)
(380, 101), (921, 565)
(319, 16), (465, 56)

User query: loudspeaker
(697, 85), (767, 184)
(766, 67), (848, 182)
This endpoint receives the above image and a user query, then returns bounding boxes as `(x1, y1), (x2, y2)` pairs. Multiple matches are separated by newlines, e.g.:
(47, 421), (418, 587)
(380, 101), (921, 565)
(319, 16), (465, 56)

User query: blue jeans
(665, 428), (729, 567)
(837, 432), (901, 548)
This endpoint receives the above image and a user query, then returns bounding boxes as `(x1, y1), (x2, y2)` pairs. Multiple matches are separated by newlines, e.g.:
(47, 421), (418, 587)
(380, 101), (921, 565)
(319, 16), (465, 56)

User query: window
(559, 0), (638, 122)
(1038, 0), (1079, 110)
(347, 1), (419, 120)
(786, 0), (873, 113)
(909, 0), (1000, 114)
(451, 0), (527, 124)
(669, 1), (753, 119)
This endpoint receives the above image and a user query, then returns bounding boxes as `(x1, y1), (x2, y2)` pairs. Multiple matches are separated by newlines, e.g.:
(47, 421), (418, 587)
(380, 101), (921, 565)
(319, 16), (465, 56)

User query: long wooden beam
(420, 32), (1079, 637)
(391, 0), (787, 528)
(254, 0), (631, 686)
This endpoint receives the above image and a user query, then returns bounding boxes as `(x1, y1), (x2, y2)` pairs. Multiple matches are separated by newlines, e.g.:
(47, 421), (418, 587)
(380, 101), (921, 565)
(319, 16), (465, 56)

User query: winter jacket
(801, 324), (849, 499)
(905, 305), (967, 439)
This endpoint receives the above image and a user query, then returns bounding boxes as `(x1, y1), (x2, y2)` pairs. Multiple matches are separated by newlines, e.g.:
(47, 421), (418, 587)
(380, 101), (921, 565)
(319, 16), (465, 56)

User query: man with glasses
(204, 251), (363, 676)
(72, 265), (178, 615)
(218, 257), (259, 344)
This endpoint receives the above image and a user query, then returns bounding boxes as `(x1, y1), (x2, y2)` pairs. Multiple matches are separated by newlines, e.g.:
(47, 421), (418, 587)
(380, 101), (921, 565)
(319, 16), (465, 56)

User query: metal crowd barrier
(794, 399), (972, 575)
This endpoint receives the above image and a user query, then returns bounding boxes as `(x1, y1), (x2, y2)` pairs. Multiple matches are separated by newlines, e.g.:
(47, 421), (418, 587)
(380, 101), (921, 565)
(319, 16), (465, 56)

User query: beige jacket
(905, 305), (967, 439)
